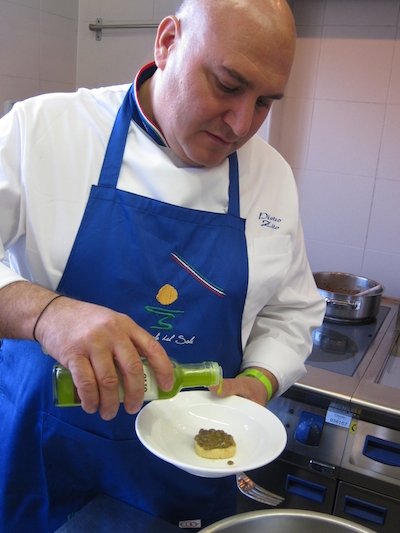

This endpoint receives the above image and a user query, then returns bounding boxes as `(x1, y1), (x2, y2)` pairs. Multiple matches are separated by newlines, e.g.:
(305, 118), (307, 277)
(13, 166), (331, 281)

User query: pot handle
(325, 298), (360, 310)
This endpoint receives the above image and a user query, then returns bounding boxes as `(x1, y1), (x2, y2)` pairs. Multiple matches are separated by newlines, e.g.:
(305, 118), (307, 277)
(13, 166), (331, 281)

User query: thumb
(209, 376), (268, 406)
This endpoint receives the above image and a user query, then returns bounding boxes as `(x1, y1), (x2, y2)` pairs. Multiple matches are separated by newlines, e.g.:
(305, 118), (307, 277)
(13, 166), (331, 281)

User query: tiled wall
(0, 0), (78, 116)
(276, 0), (400, 298)
(77, 0), (181, 88)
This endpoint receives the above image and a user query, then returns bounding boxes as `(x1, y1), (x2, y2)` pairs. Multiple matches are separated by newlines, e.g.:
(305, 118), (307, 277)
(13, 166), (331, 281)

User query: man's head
(142, 0), (296, 168)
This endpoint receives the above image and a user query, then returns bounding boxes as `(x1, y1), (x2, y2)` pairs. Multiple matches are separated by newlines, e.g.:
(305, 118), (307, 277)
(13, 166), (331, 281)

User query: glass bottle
(53, 359), (223, 406)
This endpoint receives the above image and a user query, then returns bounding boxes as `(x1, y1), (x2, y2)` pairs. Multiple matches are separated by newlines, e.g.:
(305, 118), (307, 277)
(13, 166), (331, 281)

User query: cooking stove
(292, 300), (399, 407)
(237, 298), (400, 532)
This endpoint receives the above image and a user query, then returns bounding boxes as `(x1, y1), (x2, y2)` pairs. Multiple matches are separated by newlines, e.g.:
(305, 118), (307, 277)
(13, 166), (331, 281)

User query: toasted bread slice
(194, 428), (236, 459)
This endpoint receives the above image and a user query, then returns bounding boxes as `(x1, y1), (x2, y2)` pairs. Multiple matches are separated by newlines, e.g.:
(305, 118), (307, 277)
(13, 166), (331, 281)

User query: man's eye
(256, 97), (271, 109)
(217, 81), (238, 94)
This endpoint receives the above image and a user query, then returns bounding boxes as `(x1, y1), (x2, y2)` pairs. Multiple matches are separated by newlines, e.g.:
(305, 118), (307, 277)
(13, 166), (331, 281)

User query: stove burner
(310, 325), (358, 361)
(308, 306), (390, 377)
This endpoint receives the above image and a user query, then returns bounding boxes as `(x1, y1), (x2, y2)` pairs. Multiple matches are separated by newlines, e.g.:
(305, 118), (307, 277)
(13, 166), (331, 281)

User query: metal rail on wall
(89, 18), (159, 41)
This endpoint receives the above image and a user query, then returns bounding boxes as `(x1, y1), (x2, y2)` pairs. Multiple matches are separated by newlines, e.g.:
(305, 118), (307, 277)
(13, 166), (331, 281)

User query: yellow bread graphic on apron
(156, 284), (178, 305)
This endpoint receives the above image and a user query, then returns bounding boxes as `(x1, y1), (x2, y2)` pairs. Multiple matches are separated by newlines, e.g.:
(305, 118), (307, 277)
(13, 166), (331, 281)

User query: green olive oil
(53, 360), (223, 406)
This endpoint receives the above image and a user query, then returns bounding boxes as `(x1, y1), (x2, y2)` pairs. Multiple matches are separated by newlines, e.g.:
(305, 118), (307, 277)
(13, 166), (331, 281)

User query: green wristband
(239, 368), (274, 401)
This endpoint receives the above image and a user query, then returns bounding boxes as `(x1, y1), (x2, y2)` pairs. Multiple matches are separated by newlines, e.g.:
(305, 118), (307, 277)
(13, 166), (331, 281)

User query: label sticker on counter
(325, 406), (352, 428)
(350, 421), (358, 433)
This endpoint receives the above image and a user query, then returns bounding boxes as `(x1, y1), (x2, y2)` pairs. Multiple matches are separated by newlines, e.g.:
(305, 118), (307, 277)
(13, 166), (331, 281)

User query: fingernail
(101, 408), (118, 421)
(162, 377), (174, 391)
(126, 402), (143, 414)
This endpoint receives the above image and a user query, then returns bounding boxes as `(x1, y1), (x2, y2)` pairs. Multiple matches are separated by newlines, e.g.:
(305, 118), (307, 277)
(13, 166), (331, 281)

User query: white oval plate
(135, 391), (287, 478)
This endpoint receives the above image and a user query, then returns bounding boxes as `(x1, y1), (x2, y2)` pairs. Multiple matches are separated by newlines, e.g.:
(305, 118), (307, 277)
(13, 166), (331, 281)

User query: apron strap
(98, 85), (135, 188)
(227, 152), (240, 217)
(97, 86), (241, 219)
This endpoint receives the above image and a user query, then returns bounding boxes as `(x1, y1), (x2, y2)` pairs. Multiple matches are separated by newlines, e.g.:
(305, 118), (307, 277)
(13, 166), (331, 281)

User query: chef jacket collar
(134, 62), (167, 147)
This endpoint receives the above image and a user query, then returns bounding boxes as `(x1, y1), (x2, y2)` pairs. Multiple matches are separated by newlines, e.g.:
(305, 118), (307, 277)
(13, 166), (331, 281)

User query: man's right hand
(0, 281), (174, 420)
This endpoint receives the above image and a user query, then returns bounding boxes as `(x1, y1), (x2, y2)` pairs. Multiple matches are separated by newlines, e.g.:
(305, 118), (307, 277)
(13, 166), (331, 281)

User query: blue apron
(0, 85), (249, 532)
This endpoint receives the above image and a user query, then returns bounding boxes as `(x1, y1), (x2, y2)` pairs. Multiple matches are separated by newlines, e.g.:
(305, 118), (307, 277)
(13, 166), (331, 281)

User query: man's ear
(154, 16), (181, 69)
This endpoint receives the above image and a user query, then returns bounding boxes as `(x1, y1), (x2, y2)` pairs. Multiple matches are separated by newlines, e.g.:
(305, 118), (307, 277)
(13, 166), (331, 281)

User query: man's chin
(182, 148), (232, 169)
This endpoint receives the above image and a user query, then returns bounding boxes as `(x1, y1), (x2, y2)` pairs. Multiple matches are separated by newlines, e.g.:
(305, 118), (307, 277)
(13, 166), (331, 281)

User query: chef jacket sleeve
(0, 107), (28, 289)
(242, 218), (326, 396)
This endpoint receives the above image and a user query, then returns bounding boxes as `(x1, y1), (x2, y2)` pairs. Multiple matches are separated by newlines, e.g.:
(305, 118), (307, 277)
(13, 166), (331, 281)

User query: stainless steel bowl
(199, 509), (376, 532)
(314, 271), (383, 323)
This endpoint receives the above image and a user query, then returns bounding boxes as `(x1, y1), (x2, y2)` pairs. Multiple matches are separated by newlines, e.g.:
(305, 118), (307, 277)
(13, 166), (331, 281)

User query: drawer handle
(344, 495), (387, 525)
(286, 475), (327, 503)
(363, 435), (400, 466)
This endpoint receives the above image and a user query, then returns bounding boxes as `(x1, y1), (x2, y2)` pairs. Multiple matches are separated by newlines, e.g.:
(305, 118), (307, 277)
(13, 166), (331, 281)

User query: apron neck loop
(97, 85), (241, 220)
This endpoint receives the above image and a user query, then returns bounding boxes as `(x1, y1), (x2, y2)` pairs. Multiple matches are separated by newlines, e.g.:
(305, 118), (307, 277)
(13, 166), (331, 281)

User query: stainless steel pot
(314, 271), (383, 323)
(199, 510), (376, 532)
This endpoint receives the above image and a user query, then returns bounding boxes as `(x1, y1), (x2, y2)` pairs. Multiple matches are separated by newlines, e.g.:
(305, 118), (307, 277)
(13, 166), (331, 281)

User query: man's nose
(223, 99), (255, 138)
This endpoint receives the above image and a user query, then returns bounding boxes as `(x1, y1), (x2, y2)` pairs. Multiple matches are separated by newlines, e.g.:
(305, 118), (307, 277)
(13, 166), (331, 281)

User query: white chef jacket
(0, 73), (325, 395)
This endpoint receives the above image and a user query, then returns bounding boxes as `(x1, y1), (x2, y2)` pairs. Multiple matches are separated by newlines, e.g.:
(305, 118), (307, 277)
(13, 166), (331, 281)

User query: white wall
(277, 0), (400, 298)
(76, 0), (181, 88)
(0, 0), (78, 116)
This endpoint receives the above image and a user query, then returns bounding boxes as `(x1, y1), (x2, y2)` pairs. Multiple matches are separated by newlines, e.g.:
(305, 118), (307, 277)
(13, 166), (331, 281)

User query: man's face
(150, 8), (294, 168)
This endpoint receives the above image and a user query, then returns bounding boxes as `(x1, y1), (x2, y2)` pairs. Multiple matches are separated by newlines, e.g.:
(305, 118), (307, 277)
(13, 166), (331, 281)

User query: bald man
(0, 1), (325, 529)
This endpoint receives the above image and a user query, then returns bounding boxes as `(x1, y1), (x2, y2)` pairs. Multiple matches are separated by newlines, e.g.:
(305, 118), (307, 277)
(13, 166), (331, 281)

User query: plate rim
(135, 391), (287, 477)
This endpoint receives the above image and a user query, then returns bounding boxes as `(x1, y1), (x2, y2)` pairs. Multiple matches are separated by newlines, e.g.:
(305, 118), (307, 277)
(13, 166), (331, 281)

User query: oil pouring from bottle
(53, 359), (223, 407)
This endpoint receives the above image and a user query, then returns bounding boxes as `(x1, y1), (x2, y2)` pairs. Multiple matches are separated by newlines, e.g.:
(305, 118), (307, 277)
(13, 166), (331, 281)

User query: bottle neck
(180, 362), (222, 388)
